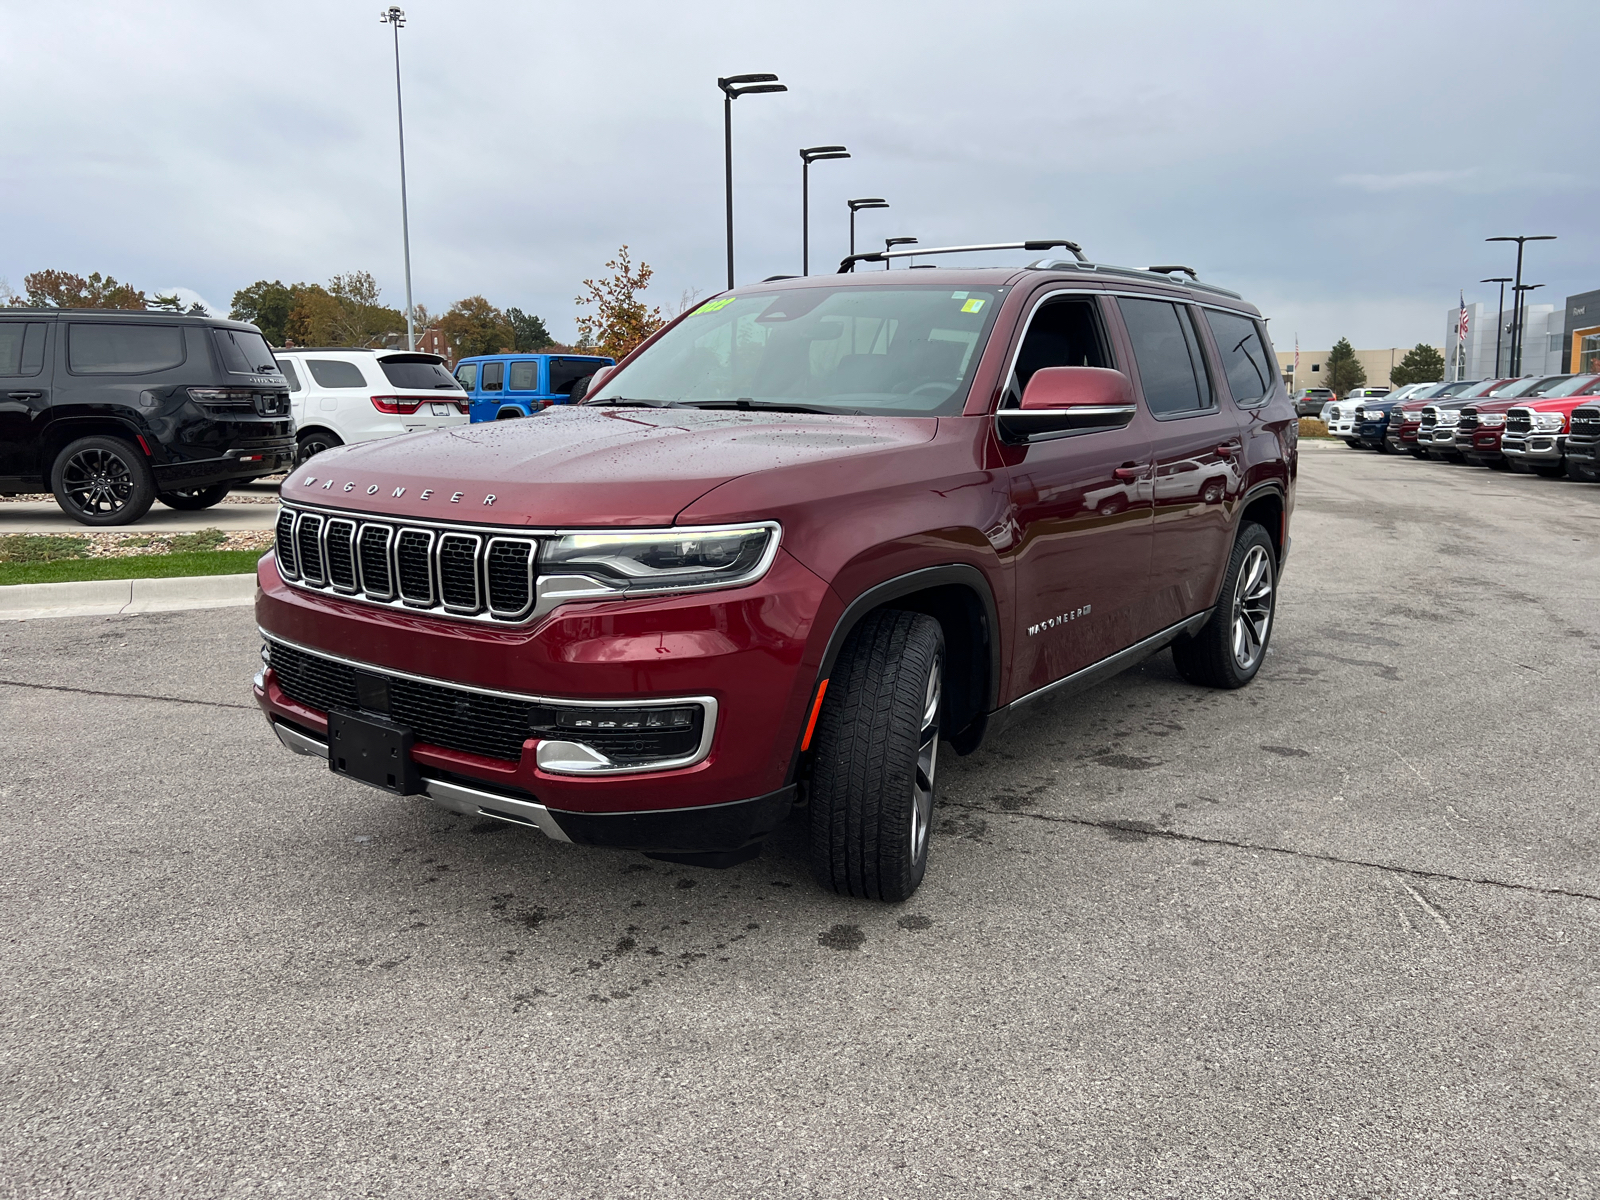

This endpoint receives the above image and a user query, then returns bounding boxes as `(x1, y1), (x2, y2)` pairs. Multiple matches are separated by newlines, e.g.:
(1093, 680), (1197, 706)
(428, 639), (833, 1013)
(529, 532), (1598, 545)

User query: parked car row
(1327, 373), (1600, 481)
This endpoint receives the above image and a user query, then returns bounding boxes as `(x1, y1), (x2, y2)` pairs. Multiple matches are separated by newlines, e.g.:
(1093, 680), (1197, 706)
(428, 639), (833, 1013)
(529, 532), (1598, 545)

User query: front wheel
(157, 484), (232, 510)
(51, 435), (156, 526)
(1344, 439), (1363, 449)
(809, 609), (944, 902)
(1171, 521), (1277, 689)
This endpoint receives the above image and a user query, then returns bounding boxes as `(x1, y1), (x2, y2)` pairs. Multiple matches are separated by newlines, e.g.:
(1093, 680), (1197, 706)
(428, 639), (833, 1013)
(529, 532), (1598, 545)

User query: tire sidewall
(50, 435), (156, 527)
(1219, 523), (1277, 687)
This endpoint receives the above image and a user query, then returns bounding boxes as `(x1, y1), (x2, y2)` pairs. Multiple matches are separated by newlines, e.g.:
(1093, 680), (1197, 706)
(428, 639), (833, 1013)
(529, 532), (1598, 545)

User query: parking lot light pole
(800, 146), (849, 276)
(379, 7), (415, 351)
(884, 236), (917, 269)
(1481, 277), (1512, 377)
(847, 198), (888, 257)
(1487, 235), (1555, 375)
(718, 74), (787, 290)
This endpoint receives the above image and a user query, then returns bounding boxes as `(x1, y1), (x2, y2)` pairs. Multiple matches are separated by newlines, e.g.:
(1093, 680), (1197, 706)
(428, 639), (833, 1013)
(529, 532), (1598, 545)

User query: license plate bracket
(327, 710), (422, 795)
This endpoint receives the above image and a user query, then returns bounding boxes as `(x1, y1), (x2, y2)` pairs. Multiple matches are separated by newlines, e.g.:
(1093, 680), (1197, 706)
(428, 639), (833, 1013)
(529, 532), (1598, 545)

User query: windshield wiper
(686, 399), (861, 416)
(584, 397), (690, 409)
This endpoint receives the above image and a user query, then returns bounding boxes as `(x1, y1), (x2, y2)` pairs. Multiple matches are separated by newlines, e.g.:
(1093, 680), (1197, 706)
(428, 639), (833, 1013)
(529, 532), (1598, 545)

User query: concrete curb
(0, 573), (257, 621)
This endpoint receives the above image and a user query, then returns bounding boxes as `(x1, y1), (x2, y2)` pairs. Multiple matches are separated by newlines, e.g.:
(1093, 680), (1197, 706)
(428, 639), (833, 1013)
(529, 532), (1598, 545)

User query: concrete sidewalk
(0, 572), (257, 620)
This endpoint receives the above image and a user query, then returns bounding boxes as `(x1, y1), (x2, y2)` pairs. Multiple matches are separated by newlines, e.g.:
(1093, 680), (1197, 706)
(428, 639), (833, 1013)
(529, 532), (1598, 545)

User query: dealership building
(1563, 289), (1600, 375)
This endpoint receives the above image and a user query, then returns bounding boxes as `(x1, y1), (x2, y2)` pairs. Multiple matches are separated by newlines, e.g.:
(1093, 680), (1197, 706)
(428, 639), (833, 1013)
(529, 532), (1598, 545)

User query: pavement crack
(946, 801), (1600, 903)
(0, 678), (252, 711)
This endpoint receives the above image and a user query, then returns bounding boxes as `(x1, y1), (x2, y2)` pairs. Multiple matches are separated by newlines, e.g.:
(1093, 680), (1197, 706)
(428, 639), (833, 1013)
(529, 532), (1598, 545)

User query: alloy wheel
(1230, 545), (1274, 671)
(910, 656), (941, 863)
(61, 447), (135, 516)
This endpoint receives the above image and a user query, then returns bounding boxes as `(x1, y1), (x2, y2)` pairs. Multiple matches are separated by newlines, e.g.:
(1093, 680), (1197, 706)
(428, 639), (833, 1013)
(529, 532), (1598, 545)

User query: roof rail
(837, 240), (1085, 274)
(1025, 258), (1243, 300)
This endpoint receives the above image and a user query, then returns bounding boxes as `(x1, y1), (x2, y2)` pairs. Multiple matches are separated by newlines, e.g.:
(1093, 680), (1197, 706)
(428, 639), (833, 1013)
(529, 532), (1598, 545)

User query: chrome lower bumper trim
(269, 719), (571, 842)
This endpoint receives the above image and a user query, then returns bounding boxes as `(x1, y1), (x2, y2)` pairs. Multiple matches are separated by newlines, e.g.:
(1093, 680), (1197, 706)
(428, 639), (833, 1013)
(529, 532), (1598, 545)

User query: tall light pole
(379, 7), (415, 351)
(1514, 283), (1545, 374)
(1481, 277), (1512, 377)
(1487, 234), (1555, 375)
(884, 236), (917, 270)
(799, 146), (849, 276)
(847, 198), (888, 257)
(718, 73), (787, 290)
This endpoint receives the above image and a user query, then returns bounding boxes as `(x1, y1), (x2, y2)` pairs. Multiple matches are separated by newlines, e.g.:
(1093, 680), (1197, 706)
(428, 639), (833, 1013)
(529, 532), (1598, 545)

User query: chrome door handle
(1215, 443), (1237, 458)
(1112, 463), (1146, 481)
(8, 391), (43, 400)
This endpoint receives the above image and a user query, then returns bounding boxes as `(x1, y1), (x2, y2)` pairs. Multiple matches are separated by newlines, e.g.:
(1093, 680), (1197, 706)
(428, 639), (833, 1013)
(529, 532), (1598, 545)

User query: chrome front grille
(1458, 409), (1480, 433)
(1419, 408), (1437, 429)
(1570, 407), (1600, 439)
(275, 506), (537, 624)
(1505, 409), (1534, 436)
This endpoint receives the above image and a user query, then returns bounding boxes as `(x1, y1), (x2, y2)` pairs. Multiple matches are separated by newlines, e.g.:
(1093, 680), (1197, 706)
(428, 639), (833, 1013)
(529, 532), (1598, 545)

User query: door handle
(1112, 463), (1146, 481)
(1215, 443), (1237, 458)
(8, 391), (43, 400)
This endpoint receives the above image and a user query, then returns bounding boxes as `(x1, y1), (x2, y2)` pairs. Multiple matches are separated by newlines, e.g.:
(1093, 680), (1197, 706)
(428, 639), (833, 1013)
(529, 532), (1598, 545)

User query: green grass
(0, 550), (264, 586)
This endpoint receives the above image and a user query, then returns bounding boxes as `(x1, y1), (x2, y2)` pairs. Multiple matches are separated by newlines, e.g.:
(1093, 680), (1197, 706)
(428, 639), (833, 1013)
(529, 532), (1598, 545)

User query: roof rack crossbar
(1147, 264), (1198, 279)
(837, 239), (1084, 273)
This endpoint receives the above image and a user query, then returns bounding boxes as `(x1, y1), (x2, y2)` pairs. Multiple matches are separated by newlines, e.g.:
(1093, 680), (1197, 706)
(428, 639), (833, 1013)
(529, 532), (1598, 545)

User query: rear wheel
(808, 609), (944, 902)
(1171, 521), (1276, 690)
(50, 436), (156, 527)
(157, 484), (232, 510)
(296, 430), (342, 465)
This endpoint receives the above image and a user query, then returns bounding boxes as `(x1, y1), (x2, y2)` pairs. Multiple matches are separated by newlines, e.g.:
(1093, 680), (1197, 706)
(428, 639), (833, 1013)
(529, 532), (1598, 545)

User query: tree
(231, 280), (301, 343)
(575, 245), (663, 360)
(327, 271), (405, 346)
(506, 307), (553, 352)
(1325, 337), (1366, 398)
(22, 269), (146, 310)
(1390, 343), (1445, 388)
(439, 296), (514, 358)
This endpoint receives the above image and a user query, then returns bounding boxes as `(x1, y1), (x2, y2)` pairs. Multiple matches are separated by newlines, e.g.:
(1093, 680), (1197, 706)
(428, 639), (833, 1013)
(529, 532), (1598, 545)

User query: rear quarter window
(1203, 309), (1275, 407)
(306, 358), (370, 388)
(68, 323), (186, 375)
(279, 360), (303, 391)
(213, 328), (280, 375)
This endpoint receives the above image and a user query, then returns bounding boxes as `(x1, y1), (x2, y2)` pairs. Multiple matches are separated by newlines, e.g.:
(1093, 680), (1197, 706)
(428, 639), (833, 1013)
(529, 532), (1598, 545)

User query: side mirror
(997, 366), (1137, 443)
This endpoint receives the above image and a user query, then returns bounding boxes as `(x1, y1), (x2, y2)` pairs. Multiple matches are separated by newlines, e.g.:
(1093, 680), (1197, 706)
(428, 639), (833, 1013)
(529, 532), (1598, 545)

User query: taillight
(455, 401), (470, 413)
(370, 395), (423, 414)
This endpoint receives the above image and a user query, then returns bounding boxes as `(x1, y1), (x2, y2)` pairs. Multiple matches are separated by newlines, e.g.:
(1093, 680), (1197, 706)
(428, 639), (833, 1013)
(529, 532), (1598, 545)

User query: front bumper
(1355, 419), (1389, 444)
(1501, 433), (1565, 460)
(253, 546), (835, 846)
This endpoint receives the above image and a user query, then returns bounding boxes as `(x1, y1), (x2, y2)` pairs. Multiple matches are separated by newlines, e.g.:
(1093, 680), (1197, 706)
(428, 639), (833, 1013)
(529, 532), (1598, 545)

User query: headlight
(539, 523), (781, 598)
(1533, 412), (1565, 432)
(1479, 413), (1506, 427)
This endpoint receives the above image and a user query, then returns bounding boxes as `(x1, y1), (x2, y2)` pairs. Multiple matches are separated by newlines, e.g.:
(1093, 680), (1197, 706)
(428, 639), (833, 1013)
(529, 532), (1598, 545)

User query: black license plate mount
(327, 710), (422, 796)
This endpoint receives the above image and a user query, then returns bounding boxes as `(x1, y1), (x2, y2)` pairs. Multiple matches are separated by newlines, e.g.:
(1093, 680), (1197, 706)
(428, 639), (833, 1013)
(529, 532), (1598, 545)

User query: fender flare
(495, 405), (527, 419)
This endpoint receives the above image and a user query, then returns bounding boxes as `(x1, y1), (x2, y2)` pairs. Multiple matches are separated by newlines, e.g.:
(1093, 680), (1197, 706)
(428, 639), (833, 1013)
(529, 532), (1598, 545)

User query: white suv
(274, 348), (468, 465)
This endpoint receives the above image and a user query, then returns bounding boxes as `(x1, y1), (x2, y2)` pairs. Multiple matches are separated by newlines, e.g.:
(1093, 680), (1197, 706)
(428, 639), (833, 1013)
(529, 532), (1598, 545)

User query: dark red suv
(253, 248), (1295, 900)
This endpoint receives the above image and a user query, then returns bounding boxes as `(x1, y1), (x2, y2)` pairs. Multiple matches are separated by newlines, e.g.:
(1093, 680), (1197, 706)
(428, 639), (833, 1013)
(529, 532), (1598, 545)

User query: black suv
(0, 311), (295, 525)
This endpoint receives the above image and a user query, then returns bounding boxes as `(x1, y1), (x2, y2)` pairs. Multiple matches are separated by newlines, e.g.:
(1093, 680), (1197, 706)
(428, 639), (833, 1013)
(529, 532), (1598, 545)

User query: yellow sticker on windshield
(961, 298), (985, 313)
(692, 296), (737, 315)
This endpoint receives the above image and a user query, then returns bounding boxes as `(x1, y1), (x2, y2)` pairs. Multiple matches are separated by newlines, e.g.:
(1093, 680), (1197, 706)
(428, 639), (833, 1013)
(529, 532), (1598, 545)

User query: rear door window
(549, 358), (605, 396)
(481, 362), (504, 392)
(306, 358), (369, 388)
(1202, 309), (1274, 407)
(455, 362), (479, 391)
(379, 357), (461, 390)
(508, 361), (539, 391)
(0, 322), (47, 376)
(1117, 298), (1213, 416)
(213, 328), (280, 375)
(68, 323), (186, 375)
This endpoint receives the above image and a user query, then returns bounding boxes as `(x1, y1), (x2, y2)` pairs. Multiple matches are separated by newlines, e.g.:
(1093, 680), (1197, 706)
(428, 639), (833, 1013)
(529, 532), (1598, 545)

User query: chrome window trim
(260, 629), (718, 776)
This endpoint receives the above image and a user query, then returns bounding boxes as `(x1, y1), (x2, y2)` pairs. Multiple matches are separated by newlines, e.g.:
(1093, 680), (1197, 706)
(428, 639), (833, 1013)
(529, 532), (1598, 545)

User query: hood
(280, 405), (938, 526)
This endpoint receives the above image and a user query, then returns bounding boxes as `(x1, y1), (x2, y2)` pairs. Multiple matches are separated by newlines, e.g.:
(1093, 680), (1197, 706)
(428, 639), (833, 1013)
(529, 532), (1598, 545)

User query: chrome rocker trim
(1007, 609), (1215, 714)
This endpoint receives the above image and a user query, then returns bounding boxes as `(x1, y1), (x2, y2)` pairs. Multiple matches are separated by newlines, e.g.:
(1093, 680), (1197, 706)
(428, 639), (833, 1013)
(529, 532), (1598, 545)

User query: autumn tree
(440, 296), (514, 358)
(327, 271), (405, 346)
(22, 269), (146, 310)
(1389, 343), (1445, 387)
(575, 246), (663, 360)
(231, 280), (301, 343)
(1325, 337), (1366, 398)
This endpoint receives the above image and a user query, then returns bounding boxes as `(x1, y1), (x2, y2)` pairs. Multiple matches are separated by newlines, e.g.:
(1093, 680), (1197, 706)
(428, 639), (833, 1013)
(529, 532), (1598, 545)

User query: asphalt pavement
(1, 441), (1596, 1198)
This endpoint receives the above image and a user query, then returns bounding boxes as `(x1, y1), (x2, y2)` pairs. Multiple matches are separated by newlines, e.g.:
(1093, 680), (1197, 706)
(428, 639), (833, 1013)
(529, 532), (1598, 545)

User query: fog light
(554, 706), (695, 732)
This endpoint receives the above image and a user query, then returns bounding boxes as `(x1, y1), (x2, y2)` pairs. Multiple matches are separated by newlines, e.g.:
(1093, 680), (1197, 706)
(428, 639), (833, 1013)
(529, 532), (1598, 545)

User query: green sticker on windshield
(693, 296), (737, 315)
(960, 298), (985, 313)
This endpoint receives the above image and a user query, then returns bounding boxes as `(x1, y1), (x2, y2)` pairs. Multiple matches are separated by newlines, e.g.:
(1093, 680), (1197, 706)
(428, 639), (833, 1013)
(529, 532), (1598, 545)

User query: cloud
(1336, 170), (1479, 193)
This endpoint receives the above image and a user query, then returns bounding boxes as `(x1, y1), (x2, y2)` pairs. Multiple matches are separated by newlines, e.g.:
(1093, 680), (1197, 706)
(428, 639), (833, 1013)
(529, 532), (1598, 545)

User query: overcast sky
(3, 0), (1594, 350)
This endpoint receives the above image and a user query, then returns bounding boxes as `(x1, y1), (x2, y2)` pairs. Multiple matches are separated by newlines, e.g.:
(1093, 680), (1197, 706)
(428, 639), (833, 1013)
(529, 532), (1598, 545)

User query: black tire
(1568, 461), (1599, 483)
(1507, 458), (1533, 474)
(1171, 521), (1277, 690)
(296, 430), (342, 466)
(157, 484), (232, 510)
(808, 609), (944, 902)
(1344, 439), (1363, 449)
(1534, 462), (1567, 478)
(50, 435), (156, 527)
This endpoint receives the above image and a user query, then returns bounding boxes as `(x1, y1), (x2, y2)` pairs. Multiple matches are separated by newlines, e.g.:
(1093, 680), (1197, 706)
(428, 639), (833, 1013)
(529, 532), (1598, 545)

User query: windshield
(379, 356), (462, 390)
(586, 285), (1006, 416)
(1536, 374), (1596, 398)
(214, 328), (280, 375)
(1489, 376), (1559, 399)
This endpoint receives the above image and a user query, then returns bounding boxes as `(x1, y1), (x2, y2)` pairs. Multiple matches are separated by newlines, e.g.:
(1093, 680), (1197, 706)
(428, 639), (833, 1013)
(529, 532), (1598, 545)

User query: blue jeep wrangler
(453, 352), (615, 421)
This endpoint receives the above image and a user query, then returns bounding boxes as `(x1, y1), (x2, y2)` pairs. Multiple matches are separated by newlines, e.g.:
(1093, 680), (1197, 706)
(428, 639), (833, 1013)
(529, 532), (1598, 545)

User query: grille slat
(296, 514), (326, 584)
(325, 519), (357, 591)
(275, 509), (298, 578)
(274, 505), (539, 623)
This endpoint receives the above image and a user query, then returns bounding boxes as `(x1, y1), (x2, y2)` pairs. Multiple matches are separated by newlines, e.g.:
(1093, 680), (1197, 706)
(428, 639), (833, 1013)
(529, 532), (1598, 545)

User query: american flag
(1458, 292), (1469, 343)
(1294, 335), (1300, 374)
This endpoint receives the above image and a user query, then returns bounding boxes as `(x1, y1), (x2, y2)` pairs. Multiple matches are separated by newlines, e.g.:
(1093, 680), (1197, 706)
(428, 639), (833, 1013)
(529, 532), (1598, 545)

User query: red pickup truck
(1500, 376), (1600, 476)
(252, 245), (1295, 900)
